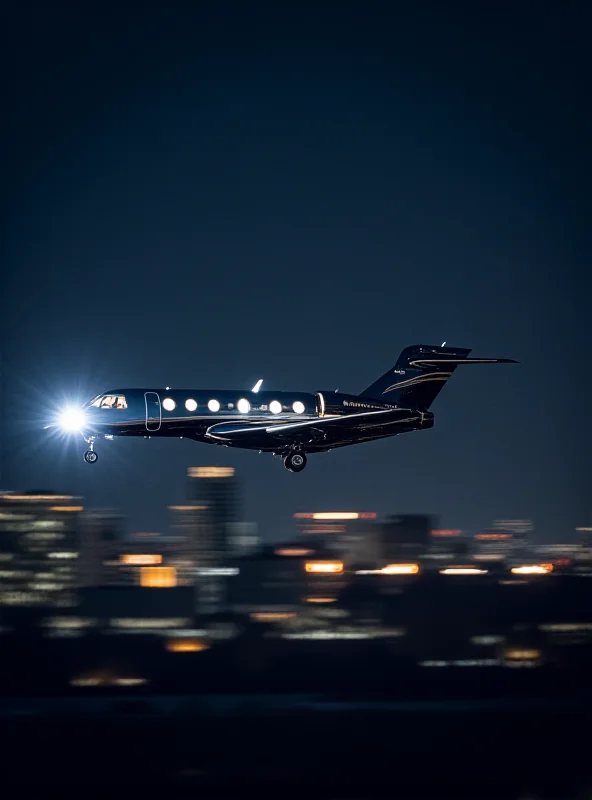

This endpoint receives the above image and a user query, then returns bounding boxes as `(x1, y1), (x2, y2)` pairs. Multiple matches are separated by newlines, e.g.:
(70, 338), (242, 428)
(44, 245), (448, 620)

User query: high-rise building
(184, 466), (239, 567)
(168, 467), (241, 615)
(0, 491), (82, 608)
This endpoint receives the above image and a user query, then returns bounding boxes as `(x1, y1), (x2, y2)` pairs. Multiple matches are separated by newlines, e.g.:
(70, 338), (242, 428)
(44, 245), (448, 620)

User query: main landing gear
(84, 439), (98, 464)
(284, 451), (307, 473)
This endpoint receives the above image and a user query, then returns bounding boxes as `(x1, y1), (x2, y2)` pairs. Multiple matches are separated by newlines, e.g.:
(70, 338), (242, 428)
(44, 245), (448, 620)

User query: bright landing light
(58, 407), (86, 432)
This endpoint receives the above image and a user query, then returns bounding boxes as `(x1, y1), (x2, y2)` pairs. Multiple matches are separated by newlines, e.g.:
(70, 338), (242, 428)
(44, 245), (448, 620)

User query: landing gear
(284, 451), (307, 472)
(84, 438), (98, 464)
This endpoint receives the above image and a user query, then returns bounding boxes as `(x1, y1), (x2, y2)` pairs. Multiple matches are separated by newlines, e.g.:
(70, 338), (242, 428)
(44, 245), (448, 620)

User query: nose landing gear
(83, 438), (98, 464)
(284, 451), (307, 472)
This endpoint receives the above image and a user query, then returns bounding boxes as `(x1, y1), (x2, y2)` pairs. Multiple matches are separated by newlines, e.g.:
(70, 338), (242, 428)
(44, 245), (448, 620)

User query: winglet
(252, 379), (263, 393)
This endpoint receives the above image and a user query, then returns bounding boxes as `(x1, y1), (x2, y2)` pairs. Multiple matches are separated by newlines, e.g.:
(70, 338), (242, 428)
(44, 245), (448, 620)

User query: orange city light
(275, 548), (314, 557)
(49, 505), (84, 512)
(188, 467), (234, 478)
(511, 564), (553, 575)
(381, 563), (419, 575)
(140, 566), (177, 587)
(305, 596), (337, 603)
(166, 638), (209, 653)
(121, 554), (163, 566)
(304, 560), (344, 574)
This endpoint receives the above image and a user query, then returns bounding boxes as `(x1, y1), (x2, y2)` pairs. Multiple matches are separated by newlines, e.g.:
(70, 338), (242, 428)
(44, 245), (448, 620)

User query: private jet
(54, 344), (517, 472)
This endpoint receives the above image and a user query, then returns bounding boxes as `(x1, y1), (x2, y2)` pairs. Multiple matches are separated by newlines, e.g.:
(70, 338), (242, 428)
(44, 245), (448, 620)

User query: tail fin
(360, 344), (518, 409)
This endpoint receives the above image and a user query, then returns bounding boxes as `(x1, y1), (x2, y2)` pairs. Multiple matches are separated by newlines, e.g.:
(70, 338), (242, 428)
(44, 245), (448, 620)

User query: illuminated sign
(121, 554), (163, 566)
(140, 567), (177, 587)
(294, 512), (377, 520)
(188, 467), (235, 478)
(304, 561), (344, 574)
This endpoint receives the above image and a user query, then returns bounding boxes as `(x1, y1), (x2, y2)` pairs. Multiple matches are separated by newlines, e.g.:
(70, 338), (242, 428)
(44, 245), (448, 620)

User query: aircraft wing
(205, 408), (418, 445)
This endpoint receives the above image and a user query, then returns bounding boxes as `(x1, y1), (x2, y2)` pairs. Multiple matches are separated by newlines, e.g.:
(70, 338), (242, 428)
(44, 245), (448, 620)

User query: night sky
(2, 3), (589, 541)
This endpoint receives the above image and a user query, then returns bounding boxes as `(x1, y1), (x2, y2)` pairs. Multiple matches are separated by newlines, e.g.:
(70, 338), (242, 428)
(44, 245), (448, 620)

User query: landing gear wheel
(284, 451), (307, 472)
(84, 450), (98, 464)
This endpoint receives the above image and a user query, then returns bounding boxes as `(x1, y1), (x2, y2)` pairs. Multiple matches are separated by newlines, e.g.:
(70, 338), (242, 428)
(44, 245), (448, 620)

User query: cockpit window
(93, 395), (128, 409)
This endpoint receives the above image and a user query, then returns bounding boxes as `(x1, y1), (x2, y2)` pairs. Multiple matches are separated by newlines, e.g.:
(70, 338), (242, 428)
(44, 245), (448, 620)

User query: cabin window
(185, 399), (197, 412)
(162, 398), (176, 411)
(292, 401), (305, 414)
(95, 395), (128, 409)
(208, 399), (220, 412)
(269, 400), (282, 414)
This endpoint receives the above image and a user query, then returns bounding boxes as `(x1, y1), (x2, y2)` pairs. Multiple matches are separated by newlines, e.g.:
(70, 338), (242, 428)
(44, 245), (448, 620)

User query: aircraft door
(145, 392), (161, 432)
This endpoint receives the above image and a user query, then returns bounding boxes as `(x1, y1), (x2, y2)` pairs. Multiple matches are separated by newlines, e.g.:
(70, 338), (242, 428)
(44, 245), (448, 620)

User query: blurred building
(376, 514), (433, 564)
(0, 491), (82, 608)
(79, 509), (123, 587)
(293, 512), (378, 567)
(227, 521), (260, 557)
(168, 467), (243, 614)
(227, 545), (347, 617)
(41, 586), (195, 638)
(170, 467), (239, 569)
(423, 529), (468, 568)
(101, 533), (194, 587)
(472, 520), (532, 564)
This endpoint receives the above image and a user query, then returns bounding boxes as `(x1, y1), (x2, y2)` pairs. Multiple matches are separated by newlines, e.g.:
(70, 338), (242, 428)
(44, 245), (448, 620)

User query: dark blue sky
(2, 3), (589, 540)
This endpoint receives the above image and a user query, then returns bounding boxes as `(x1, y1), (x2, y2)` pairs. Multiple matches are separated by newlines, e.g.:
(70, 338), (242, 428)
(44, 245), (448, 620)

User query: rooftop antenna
(252, 379), (263, 393)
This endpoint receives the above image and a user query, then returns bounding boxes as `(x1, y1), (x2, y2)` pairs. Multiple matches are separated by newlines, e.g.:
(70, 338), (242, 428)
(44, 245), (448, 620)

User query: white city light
(292, 401), (305, 414)
(185, 399), (197, 412)
(208, 399), (220, 412)
(162, 398), (176, 411)
(58, 408), (86, 432)
(237, 398), (250, 414)
(269, 400), (282, 414)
